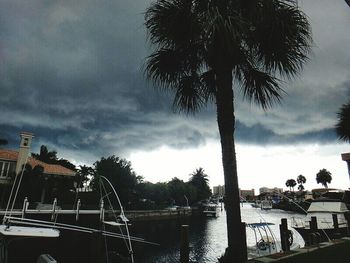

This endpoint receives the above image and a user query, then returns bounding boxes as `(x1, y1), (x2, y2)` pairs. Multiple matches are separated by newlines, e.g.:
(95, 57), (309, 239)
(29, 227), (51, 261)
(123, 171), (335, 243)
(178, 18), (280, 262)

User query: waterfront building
(239, 189), (255, 201)
(0, 132), (76, 204)
(213, 185), (225, 197)
(213, 185), (255, 200)
(259, 187), (283, 195)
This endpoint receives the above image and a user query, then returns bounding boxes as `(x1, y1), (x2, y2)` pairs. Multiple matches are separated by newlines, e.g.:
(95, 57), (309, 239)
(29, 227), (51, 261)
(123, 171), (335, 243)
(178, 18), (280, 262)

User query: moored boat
(292, 198), (350, 244)
(203, 203), (219, 217)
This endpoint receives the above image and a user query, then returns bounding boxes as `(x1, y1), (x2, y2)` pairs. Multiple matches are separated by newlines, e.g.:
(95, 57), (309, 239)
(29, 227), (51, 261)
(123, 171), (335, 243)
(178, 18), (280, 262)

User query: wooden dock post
(279, 218), (290, 252)
(332, 214), (339, 230)
(180, 225), (189, 263)
(310, 216), (318, 231)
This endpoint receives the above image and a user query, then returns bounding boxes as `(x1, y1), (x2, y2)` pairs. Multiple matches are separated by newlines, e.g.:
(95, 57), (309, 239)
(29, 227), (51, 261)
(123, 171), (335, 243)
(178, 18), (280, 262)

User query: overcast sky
(1, 0), (350, 192)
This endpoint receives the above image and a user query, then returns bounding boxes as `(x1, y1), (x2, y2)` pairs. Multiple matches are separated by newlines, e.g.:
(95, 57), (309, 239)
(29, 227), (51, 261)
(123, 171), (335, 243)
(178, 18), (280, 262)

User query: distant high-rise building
(213, 185), (225, 196)
(259, 187), (283, 195)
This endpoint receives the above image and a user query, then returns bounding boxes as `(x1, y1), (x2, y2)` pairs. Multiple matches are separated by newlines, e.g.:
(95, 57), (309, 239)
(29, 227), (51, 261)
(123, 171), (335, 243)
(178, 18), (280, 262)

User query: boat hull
(293, 226), (349, 245)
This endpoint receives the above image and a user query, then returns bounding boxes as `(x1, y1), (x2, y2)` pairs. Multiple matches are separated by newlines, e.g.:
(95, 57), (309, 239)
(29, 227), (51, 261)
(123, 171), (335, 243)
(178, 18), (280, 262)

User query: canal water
(131, 203), (305, 263)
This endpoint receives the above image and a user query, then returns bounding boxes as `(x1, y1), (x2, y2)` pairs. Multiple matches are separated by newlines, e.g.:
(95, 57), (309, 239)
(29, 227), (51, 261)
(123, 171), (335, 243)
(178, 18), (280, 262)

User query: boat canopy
(308, 200), (349, 213)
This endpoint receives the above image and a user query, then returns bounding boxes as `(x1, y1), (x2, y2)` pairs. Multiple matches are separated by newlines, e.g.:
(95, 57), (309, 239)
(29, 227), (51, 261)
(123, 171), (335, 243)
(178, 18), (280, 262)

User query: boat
(203, 203), (219, 217)
(260, 200), (273, 210)
(246, 222), (295, 258)
(251, 201), (261, 208)
(246, 222), (299, 258)
(0, 170), (156, 263)
(292, 198), (350, 244)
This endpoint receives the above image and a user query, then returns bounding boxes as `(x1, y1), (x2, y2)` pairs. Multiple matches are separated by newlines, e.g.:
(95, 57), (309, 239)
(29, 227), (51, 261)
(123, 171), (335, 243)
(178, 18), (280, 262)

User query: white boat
(260, 200), (273, 210)
(292, 198), (350, 244)
(0, 225), (59, 237)
(203, 203), (219, 217)
(246, 222), (299, 258)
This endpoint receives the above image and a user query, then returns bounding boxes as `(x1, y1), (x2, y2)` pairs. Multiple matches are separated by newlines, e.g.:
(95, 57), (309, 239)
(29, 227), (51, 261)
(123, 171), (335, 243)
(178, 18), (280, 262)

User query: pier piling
(180, 225), (189, 263)
(279, 218), (290, 252)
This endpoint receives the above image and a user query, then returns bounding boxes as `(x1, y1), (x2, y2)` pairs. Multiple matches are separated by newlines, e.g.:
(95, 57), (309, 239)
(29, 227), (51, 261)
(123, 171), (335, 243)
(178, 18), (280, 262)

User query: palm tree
(32, 145), (58, 164)
(316, 168), (332, 188)
(144, 1), (312, 261)
(297, 184), (304, 191)
(189, 168), (212, 201)
(336, 100), (350, 142)
(285, 179), (297, 191)
(297, 174), (306, 191)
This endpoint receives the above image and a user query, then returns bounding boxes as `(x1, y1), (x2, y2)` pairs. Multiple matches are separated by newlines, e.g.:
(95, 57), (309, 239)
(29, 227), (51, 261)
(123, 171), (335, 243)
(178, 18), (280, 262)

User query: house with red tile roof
(0, 132), (75, 185)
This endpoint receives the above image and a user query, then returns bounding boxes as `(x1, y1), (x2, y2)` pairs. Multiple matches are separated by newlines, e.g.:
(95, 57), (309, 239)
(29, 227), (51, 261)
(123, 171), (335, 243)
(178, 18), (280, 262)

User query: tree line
(15, 145), (212, 210)
(285, 168), (333, 192)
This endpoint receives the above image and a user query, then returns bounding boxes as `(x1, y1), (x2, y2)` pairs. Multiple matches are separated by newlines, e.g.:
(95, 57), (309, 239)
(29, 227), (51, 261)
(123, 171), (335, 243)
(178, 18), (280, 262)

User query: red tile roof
(0, 149), (18, 161)
(0, 149), (75, 177)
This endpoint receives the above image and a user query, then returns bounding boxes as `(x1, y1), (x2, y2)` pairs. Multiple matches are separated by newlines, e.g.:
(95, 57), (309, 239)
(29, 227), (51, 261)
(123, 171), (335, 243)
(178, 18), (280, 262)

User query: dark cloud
(1, 0), (350, 164)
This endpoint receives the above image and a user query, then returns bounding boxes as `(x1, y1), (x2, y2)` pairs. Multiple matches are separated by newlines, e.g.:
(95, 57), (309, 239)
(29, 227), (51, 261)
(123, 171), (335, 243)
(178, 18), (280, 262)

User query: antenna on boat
(99, 176), (135, 263)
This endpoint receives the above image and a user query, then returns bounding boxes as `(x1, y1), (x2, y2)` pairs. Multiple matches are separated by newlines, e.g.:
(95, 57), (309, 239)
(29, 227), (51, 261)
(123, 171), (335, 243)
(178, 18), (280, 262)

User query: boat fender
(287, 230), (293, 246)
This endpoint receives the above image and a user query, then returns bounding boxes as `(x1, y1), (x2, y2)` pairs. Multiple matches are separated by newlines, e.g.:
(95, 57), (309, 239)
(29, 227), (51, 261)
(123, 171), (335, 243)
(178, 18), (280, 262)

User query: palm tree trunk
(216, 70), (247, 262)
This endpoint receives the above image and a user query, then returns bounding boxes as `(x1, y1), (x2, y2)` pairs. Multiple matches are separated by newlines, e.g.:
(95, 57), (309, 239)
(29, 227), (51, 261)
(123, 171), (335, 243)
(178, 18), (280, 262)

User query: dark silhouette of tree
(336, 100), (350, 142)
(297, 184), (305, 191)
(285, 179), (297, 191)
(76, 165), (94, 188)
(17, 164), (44, 203)
(297, 174), (306, 191)
(32, 145), (58, 163)
(91, 156), (138, 208)
(316, 168), (332, 188)
(144, 1), (311, 261)
(189, 168), (211, 202)
(345, 0), (350, 8)
(168, 177), (188, 205)
(32, 145), (76, 171)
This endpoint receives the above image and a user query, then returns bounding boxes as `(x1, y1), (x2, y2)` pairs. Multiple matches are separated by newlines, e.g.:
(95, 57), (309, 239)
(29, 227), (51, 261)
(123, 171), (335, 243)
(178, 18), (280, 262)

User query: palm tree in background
(316, 168), (332, 188)
(297, 174), (306, 191)
(189, 168), (212, 201)
(285, 179), (297, 191)
(144, 1), (312, 261)
(32, 145), (58, 163)
(336, 100), (350, 142)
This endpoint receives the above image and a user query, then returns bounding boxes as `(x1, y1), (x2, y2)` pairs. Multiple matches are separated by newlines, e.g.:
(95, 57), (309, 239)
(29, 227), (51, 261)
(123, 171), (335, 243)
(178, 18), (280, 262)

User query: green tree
(91, 156), (138, 207)
(144, 1), (311, 261)
(336, 100), (350, 142)
(285, 179), (297, 191)
(316, 168), (332, 188)
(76, 165), (94, 188)
(189, 168), (211, 202)
(168, 177), (188, 205)
(32, 145), (76, 171)
(32, 145), (58, 163)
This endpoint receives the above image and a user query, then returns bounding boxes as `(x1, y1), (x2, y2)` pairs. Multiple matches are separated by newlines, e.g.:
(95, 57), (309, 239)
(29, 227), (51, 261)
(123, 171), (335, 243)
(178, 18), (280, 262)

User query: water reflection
(131, 203), (304, 263)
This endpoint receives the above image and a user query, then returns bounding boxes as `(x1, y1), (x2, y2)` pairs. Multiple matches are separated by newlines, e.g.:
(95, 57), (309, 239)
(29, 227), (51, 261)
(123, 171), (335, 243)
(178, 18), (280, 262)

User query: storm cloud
(1, 0), (350, 164)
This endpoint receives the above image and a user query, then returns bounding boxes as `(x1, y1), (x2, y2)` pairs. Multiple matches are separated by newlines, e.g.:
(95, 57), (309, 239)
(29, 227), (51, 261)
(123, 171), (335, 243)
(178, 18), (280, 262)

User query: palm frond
(237, 62), (284, 110)
(173, 74), (207, 114)
(144, 48), (185, 88)
(336, 100), (350, 142)
(145, 0), (201, 48)
(200, 69), (217, 102)
(248, 0), (312, 78)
